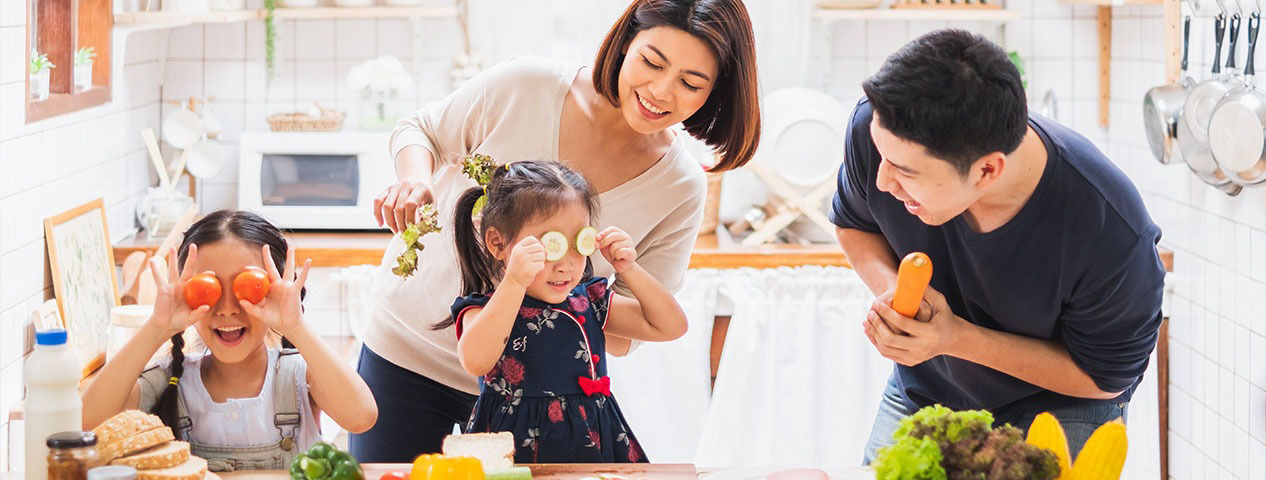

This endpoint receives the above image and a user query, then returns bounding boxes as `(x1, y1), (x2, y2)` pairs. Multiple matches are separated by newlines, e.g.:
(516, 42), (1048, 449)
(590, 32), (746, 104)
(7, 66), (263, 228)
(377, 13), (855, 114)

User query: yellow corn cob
(1026, 412), (1072, 479)
(1069, 418), (1128, 480)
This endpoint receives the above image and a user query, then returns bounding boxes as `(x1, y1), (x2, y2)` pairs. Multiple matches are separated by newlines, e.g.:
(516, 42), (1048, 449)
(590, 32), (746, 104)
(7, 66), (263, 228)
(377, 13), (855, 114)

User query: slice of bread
(93, 410), (164, 447)
(112, 441), (190, 470)
(98, 426), (176, 464)
(442, 432), (515, 471)
(204, 473), (220, 480)
(135, 455), (207, 480)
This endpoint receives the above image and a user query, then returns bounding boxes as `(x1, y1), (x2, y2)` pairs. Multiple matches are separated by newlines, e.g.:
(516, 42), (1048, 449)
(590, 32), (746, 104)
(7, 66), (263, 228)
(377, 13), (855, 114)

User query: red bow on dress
(577, 376), (611, 396)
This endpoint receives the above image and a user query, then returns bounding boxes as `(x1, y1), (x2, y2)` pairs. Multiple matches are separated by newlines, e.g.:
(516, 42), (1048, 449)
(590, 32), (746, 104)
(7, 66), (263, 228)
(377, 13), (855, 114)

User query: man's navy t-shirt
(830, 100), (1165, 419)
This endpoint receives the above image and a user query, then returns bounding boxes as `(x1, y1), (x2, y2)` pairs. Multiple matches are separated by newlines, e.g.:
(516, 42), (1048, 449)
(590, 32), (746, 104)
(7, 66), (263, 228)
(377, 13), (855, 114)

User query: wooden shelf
(114, 9), (261, 24)
(273, 5), (458, 19)
(1057, 0), (1162, 5)
(113, 5), (457, 25)
(813, 7), (1019, 22)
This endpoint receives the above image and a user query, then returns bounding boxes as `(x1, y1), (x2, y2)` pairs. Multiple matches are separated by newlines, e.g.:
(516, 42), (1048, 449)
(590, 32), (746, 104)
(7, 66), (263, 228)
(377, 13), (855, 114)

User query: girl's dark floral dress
(450, 277), (648, 463)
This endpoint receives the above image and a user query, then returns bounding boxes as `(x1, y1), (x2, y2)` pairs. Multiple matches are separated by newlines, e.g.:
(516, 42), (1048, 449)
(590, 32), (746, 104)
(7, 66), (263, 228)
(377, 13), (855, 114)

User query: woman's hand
(239, 244), (311, 336)
(146, 244), (212, 338)
(506, 237), (546, 289)
(373, 179), (435, 234)
(597, 227), (637, 273)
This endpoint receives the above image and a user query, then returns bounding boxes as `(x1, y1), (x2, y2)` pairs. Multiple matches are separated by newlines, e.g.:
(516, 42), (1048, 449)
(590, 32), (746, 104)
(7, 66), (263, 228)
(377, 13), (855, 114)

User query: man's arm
(836, 227), (900, 296)
(863, 288), (1122, 399)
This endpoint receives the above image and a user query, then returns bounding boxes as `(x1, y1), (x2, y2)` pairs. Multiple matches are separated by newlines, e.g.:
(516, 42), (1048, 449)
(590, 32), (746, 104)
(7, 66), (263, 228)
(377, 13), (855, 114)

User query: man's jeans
(862, 375), (1128, 464)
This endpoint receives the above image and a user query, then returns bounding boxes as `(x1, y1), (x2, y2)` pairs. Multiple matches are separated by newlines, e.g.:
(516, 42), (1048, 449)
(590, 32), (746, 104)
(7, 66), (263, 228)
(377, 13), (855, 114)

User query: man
(830, 29), (1164, 462)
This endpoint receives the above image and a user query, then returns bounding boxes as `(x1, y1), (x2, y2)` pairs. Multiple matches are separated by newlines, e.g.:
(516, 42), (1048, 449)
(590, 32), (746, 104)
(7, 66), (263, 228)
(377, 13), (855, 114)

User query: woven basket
(700, 171), (723, 236)
(266, 111), (346, 132)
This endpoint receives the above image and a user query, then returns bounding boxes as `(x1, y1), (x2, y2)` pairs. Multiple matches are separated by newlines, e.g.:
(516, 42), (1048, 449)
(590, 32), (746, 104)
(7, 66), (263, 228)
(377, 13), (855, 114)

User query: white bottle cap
(88, 466), (137, 480)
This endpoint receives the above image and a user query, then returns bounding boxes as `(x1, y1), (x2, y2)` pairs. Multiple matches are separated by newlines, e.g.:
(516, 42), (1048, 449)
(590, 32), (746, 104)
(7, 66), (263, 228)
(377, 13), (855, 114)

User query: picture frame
(44, 198), (118, 378)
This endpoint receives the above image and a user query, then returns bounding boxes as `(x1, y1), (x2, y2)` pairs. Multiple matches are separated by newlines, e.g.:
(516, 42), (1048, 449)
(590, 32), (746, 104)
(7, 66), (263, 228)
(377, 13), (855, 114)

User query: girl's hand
(373, 178), (435, 234)
(239, 244), (311, 336)
(597, 227), (637, 273)
(146, 244), (212, 337)
(506, 236), (546, 288)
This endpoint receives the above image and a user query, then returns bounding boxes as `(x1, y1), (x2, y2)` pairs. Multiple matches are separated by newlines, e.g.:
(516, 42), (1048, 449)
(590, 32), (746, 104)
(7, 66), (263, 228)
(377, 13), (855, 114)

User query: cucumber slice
(575, 226), (597, 256)
(541, 231), (568, 261)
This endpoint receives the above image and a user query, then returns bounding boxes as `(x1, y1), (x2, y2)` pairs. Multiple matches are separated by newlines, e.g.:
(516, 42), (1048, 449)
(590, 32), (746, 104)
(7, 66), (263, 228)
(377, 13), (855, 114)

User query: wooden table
(214, 464), (875, 480)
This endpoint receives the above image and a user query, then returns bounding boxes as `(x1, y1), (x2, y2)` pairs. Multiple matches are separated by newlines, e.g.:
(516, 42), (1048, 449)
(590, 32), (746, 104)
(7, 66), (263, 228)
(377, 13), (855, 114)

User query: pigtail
(433, 186), (500, 330)
(150, 333), (186, 438)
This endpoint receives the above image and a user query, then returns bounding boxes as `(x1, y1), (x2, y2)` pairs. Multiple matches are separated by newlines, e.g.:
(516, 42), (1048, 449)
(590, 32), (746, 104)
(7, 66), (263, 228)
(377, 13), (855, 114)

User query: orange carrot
(893, 252), (932, 318)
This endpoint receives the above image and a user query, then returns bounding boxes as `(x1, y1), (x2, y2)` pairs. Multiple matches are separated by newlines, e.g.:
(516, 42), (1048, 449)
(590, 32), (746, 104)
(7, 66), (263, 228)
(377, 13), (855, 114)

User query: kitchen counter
(114, 231), (853, 269)
(214, 463), (875, 480)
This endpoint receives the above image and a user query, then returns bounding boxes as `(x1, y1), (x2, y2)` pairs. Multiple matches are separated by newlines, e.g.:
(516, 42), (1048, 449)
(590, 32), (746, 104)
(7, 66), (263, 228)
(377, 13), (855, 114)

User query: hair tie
(168, 376), (179, 386)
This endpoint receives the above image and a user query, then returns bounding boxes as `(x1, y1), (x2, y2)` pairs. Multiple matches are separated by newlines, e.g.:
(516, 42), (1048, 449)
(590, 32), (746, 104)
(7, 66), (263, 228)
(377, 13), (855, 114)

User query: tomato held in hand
(233, 266), (271, 304)
(184, 271), (222, 309)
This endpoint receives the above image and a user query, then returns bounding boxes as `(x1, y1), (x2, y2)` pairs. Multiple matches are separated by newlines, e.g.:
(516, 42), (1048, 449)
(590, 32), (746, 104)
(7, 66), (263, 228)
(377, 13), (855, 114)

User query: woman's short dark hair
(862, 28), (1028, 175)
(592, 0), (760, 172)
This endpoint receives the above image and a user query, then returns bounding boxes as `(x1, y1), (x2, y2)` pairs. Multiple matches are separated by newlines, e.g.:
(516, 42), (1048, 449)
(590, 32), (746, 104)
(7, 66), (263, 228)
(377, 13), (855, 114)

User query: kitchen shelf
(813, 7), (1020, 22)
(113, 5), (457, 25)
(273, 5), (458, 19)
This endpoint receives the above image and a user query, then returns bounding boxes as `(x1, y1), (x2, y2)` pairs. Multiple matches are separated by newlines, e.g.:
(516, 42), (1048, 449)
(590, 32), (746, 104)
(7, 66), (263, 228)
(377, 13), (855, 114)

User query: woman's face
(616, 26), (719, 134)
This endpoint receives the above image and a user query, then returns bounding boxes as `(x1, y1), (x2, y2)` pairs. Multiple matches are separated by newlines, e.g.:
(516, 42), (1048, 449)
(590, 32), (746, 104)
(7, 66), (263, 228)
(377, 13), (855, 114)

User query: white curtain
(609, 266), (889, 468)
(694, 267), (889, 468)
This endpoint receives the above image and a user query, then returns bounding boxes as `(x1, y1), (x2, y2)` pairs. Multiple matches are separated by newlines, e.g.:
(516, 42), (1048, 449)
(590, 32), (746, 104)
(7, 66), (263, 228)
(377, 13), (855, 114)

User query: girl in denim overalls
(82, 210), (378, 471)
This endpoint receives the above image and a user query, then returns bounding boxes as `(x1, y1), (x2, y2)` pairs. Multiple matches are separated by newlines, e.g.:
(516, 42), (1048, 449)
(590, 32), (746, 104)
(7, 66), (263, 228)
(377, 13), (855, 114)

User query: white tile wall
(1090, 3), (1266, 480)
(0, 2), (162, 469)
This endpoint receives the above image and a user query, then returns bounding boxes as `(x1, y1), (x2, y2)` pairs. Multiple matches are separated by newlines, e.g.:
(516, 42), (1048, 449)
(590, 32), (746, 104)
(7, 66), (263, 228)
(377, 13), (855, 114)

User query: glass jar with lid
(46, 431), (98, 480)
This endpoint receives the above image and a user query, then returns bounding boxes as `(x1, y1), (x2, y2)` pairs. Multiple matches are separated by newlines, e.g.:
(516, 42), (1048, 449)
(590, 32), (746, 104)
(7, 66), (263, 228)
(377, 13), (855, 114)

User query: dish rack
(890, 0), (1001, 9)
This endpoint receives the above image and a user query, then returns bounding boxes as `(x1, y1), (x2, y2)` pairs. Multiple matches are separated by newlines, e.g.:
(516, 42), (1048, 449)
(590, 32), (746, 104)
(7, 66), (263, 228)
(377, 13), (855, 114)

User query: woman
(354, 0), (760, 462)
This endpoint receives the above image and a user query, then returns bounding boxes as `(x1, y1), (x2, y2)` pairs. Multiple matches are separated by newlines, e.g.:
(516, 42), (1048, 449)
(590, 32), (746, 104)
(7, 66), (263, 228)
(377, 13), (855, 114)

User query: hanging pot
(1144, 10), (1193, 165)
(1178, 9), (1243, 195)
(1210, 11), (1266, 186)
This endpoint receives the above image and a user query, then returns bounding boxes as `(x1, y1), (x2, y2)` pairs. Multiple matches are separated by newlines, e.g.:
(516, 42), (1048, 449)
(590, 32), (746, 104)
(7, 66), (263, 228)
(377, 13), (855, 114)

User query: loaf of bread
(111, 441), (191, 470)
(442, 432), (515, 471)
(93, 410), (174, 464)
(134, 455), (207, 480)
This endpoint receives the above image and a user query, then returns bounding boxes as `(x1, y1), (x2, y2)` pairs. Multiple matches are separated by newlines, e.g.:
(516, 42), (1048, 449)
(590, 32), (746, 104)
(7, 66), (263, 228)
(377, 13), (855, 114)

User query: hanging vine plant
(265, 0), (277, 83)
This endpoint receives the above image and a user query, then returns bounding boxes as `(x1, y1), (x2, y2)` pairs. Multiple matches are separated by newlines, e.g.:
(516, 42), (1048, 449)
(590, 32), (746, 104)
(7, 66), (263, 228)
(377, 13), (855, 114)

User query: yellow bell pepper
(410, 454), (485, 480)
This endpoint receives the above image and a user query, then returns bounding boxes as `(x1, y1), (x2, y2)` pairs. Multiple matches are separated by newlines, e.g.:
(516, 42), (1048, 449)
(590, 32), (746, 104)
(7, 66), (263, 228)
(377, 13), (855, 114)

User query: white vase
(30, 70), (50, 100)
(163, 0), (211, 13)
(74, 61), (92, 92)
(280, 0), (321, 7)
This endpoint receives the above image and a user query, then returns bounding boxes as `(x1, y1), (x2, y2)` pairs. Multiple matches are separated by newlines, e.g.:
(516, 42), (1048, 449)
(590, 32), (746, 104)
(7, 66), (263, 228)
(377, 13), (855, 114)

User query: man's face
(870, 116), (986, 226)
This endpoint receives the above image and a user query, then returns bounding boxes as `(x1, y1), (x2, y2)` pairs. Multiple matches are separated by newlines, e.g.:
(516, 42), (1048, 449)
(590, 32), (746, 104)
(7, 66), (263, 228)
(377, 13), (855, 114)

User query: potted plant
(73, 47), (96, 92)
(265, 0), (276, 82)
(347, 55), (414, 131)
(29, 49), (54, 101)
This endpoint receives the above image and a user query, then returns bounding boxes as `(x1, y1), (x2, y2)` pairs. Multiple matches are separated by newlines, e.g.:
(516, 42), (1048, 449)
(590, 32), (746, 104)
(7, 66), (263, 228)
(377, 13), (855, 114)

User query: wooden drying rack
(1059, 0), (1182, 127)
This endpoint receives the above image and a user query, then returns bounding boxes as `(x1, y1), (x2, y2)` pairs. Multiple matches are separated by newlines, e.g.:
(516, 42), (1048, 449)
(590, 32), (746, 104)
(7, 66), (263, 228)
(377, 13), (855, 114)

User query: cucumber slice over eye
(576, 226), (597, 256)
(541, 231), (568, 261)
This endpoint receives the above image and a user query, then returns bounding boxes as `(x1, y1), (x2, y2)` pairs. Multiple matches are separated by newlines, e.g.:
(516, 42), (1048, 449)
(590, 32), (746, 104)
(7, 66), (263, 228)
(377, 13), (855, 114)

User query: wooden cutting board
(218, 463), (698, 480)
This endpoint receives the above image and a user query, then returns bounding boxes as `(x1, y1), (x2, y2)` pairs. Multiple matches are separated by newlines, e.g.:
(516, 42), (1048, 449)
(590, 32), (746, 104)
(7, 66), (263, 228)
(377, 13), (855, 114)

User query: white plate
(753, 88), (849, 188)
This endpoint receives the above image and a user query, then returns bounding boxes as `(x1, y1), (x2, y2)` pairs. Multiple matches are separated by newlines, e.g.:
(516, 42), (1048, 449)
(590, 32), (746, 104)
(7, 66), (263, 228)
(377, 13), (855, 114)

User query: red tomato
(184, 271), (222, 309)
(232, 266), (271, 305)
(380, 471), (408, 480)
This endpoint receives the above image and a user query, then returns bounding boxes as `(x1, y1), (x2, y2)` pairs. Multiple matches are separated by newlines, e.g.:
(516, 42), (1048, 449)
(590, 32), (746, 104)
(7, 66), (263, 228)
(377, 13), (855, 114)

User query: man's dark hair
(862, 29), (1028, 175)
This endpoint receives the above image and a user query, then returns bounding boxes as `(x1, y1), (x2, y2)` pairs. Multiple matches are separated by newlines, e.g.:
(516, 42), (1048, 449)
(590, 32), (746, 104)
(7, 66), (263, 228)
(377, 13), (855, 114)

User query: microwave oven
(238, 131), (394, 230)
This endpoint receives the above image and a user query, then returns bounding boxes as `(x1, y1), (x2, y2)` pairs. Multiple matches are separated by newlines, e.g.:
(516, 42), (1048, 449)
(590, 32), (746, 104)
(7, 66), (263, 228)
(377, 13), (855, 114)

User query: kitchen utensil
(1210, 9), (1266, 186)
(1144, 6), (1193, 164)
(184, 138), (226, 179)
(140, 128), (171, 190)
(200, 103), (222, 139)
(162, 107), (203, 150)
(1178, 8), (1243, 194)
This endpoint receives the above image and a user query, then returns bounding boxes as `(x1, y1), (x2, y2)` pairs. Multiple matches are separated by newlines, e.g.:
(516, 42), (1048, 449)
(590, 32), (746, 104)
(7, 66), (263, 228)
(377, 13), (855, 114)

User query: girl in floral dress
(436, 159), (689, 462)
